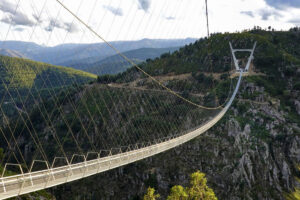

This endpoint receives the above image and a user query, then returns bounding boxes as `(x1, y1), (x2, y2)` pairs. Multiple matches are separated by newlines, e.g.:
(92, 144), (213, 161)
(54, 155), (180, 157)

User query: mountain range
(0, 38), (196, 75)
(70, 46), (179, 75)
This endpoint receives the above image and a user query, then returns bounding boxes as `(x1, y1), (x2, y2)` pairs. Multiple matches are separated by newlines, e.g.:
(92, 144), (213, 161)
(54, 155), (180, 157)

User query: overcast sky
(0, 0), (299, 46)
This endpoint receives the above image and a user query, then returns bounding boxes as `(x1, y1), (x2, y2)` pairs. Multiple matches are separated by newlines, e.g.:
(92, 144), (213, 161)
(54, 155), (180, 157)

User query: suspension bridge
(0, 41), (256, 199)
(0, 0), (257, 199)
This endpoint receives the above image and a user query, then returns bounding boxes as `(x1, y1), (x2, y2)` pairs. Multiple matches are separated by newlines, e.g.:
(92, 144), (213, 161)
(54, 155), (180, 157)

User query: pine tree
(187, 171), (217, 200)
(146, 171), (217, 200)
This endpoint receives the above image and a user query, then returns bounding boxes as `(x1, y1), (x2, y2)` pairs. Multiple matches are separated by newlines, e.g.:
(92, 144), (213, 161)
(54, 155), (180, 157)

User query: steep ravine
(52, 78), (300, 200)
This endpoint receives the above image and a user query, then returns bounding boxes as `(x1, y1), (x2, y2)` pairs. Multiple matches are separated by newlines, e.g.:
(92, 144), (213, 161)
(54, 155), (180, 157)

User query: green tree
(147, 171), (217, 200)
(187, 171), (217, 200)
(167, 185), (188, 200)
(144, 187), (160, 200)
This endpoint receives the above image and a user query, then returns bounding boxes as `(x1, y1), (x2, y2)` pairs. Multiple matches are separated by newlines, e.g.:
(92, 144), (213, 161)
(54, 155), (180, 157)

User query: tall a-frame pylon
(229, 42), (257, 72)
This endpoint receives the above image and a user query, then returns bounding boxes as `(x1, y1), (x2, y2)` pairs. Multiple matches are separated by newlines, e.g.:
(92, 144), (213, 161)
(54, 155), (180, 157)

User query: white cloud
(0, 0), (35, 27)
(137, 0), (151, 12)
(103, 5), (123, 16)
(45, 18), (79, 33)
(0, 0), (16, 14)
(258, 9), (282, 20)
(1, 12), (35, 26)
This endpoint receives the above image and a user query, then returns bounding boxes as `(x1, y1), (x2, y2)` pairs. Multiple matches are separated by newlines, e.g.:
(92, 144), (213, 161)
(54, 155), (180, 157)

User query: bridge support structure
(229, 42), (257, 72)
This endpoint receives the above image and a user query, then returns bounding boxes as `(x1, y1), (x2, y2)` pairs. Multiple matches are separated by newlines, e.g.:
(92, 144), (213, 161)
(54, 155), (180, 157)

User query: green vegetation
(144, 171), (217, 200)
(285, 189), (300, 200)
(0, 55), (96, 120)
(167, 185), (188, 200)
(101, 28), (299, 84)
(143, 187), (160, 200)
(185, 171), (217, 200)
(96, 28), (299, 113)
(285, 166), (300, 200)
(0, 82), (212, 162)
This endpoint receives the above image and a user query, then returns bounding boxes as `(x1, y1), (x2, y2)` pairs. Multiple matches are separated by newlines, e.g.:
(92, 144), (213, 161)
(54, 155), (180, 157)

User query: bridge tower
(229, 42), (257, 73)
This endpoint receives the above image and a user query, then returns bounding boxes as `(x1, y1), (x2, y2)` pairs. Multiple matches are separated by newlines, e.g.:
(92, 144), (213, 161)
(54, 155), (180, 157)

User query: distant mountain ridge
(70, 46), (180, 75)
(0, 38), (196, 69)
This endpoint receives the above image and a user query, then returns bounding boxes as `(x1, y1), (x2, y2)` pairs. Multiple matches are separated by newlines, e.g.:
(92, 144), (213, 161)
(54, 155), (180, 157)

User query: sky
(0, 0), (299, 46)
